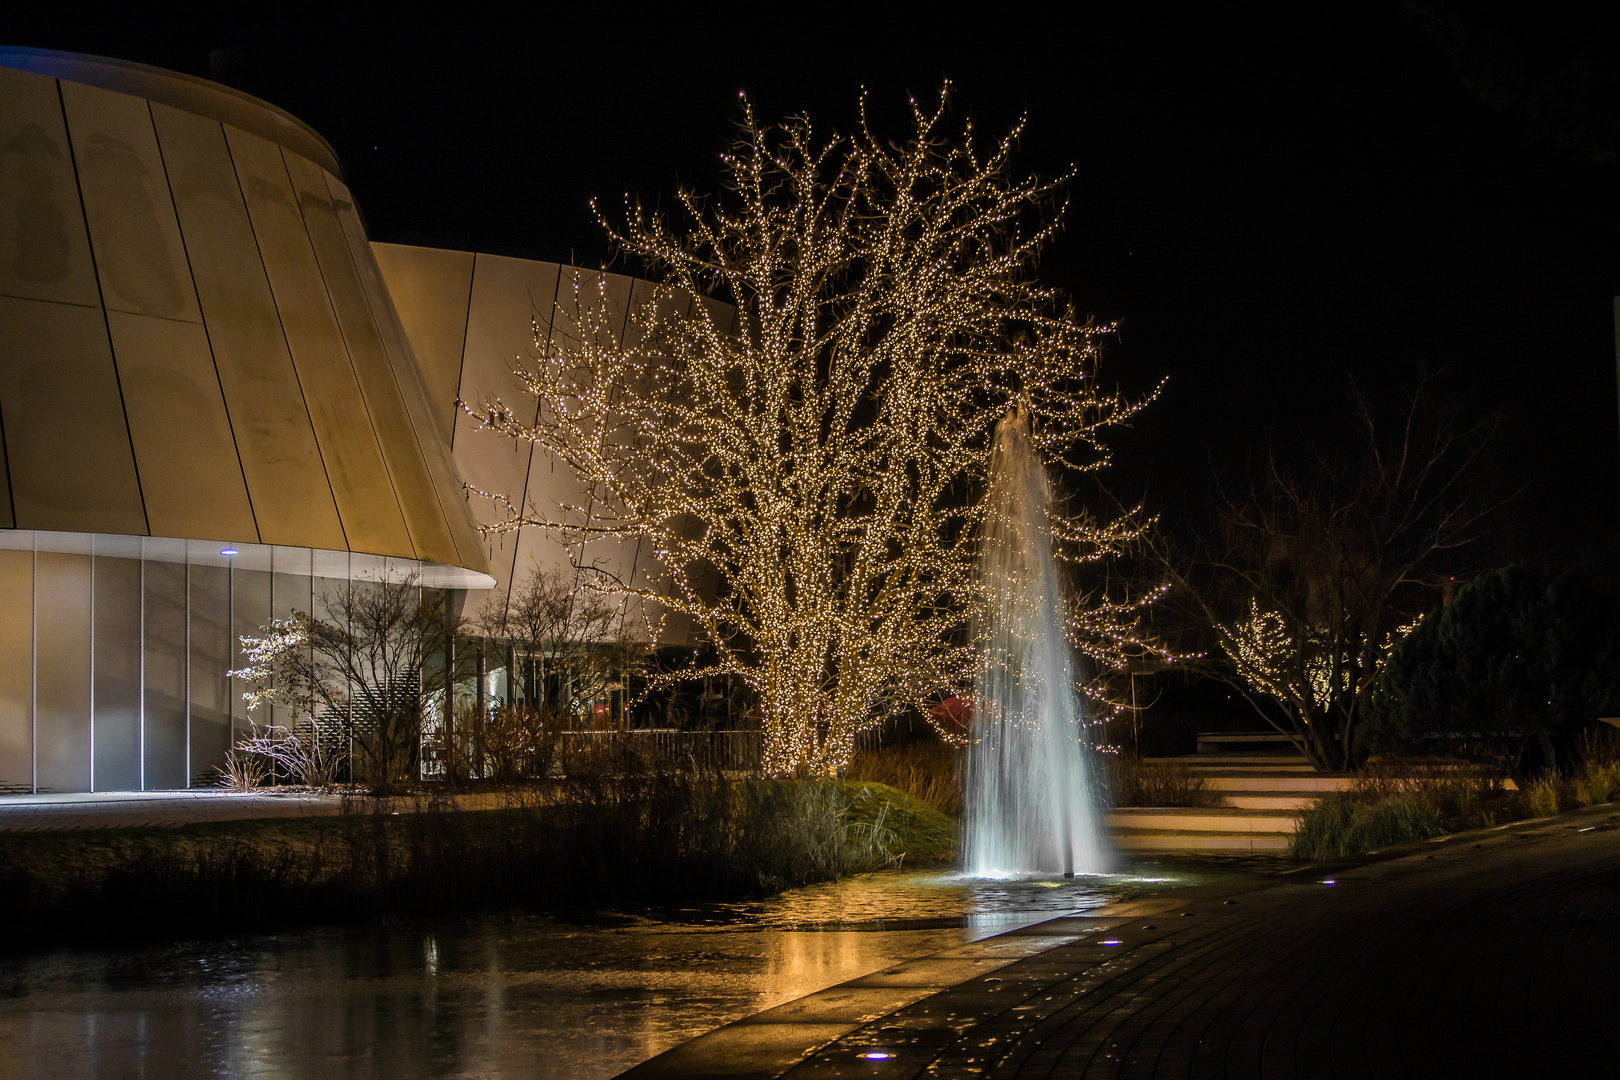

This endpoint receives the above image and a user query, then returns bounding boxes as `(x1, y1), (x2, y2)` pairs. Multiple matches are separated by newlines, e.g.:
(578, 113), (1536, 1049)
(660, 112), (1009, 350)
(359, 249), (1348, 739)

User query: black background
(8, 2), (1618, 559)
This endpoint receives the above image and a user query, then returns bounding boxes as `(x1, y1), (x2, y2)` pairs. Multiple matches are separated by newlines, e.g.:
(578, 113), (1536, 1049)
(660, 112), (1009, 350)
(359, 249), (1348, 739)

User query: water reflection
(0, 858), (1278, 1079)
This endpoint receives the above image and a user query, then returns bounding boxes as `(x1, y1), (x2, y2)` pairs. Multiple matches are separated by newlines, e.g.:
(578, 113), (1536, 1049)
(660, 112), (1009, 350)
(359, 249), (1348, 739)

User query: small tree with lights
(463, 88), (1160, 775)
(1152, 379), (1497, 771)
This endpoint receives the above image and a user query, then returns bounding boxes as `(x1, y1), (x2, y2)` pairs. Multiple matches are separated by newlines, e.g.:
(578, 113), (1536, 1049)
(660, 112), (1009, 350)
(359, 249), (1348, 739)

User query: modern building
(0, 48), (705, 793)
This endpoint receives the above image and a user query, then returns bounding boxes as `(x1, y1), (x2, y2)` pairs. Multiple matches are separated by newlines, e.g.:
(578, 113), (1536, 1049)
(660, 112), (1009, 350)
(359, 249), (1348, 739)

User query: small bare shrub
(486, 703), (563, 782)
(281, 724), (344, 788)
(222, 720), (345, 790)
(1525, 775), (1561, 817)
(424, 701), (565, 785)
(215, 747), (265, 790)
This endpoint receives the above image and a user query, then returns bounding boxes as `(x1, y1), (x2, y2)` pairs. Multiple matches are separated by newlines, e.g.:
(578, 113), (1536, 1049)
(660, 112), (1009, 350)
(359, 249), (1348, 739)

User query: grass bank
(847, 741), (963, 817)
(0, 779), (956, 950)
(1292, 734), (1620, 861)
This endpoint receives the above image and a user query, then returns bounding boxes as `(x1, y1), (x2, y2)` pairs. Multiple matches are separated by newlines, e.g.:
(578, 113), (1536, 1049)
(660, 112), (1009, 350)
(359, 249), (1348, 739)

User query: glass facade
(0, 532), (458, 793)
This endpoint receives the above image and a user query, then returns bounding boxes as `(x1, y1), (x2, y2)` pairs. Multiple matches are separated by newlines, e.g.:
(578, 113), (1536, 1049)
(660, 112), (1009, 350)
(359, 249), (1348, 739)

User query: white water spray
(963, 405), (1112, 877)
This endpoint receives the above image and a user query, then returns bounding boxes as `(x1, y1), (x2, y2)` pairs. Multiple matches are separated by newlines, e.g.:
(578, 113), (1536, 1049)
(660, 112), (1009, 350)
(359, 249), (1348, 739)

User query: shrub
(1290, 769), (1517, 861)
(222, 721), (344, 790)
(1492, 730), (1620, 817)
(1525, 775), (1561, 817)
(1571, 761), (1620, 808)
(0, 778), (954, 949)
(1294, 734), (1620, 860)
(1291, 791), (1447, 861)
(425, 701), (565, 786)
(1364, 563), (1620, 773)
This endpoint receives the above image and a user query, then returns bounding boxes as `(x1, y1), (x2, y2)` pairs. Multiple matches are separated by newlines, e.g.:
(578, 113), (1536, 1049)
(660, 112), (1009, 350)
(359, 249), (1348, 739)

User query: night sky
(9, 3), (1618, 560)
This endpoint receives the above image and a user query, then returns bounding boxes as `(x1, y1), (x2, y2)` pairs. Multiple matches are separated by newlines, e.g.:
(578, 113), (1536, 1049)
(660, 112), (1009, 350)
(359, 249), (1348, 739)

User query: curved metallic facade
(0, 49), (739, 793)
(375, 244), (737, 644)
(0, 49), (488, 574)
(0, 50), (494, 793)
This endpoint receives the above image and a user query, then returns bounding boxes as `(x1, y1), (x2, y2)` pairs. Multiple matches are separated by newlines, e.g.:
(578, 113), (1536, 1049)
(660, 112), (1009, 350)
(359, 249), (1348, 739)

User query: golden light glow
(463, 88), (1164, 775)
(1220, 598), (1422, 713)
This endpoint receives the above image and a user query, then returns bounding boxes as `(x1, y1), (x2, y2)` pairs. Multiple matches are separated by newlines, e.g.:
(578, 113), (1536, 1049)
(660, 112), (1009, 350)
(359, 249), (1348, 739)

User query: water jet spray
(963, 406), (1112, 877)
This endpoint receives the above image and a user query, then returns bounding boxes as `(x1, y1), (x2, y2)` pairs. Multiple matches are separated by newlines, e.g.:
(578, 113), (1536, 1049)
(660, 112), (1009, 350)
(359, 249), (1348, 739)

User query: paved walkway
(0, 790), (346, 830)
(623, 807), (1620, 1078)
(0, 789), (536, 830)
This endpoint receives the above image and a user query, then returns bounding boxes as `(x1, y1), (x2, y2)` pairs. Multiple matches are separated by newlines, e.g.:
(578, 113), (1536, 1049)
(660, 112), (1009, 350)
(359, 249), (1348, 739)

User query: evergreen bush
(1364, 563), (1620, 774)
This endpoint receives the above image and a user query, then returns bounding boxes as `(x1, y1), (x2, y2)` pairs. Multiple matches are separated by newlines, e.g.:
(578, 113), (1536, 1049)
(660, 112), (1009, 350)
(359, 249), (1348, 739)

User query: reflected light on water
(0, 857), (1277, 1079)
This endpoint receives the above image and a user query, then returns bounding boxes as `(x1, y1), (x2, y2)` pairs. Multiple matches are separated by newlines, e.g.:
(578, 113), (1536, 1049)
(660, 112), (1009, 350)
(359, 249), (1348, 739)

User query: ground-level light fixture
(219, 547), (238, 556)
(858, 1051), (894, 1060)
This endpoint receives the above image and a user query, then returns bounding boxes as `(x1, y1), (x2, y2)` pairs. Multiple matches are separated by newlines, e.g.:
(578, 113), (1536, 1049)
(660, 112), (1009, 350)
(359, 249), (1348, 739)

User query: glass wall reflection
(0, 534), (442, 793)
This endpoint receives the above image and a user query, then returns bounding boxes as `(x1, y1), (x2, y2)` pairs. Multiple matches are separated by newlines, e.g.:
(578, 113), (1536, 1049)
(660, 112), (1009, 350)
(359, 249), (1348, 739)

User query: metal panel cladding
(0, 52), (490, 580)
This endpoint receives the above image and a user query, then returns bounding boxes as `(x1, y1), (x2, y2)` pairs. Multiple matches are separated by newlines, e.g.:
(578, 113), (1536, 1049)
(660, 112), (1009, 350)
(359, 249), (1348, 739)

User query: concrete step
(1199, 772), (1351, 792)
(1147, 754), (1311, 768)
(1193, 764), (1317, 774)
(1108, 807), (1299, 833)
(1197, 732), (1298, 752)
(1111, 828), (1293, 853)
(1222, 791), (1322, 810)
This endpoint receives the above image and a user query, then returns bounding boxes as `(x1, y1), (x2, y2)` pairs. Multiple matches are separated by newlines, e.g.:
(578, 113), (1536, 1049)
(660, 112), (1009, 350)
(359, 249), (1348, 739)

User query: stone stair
(1108, 752), (1349, 854)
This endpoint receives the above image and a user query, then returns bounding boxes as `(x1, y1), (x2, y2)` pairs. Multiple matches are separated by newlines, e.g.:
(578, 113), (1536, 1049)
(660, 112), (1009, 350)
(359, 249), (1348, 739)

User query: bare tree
(1154, 379), (1498, 771)
(462, 88), (1157, 776)
(232, 574), (469, 795)
(480, 564), (643, 723)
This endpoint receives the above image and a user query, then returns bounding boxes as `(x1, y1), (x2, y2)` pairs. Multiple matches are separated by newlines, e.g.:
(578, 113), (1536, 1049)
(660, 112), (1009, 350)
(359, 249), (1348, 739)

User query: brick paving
(624, 808), (1620, 1078)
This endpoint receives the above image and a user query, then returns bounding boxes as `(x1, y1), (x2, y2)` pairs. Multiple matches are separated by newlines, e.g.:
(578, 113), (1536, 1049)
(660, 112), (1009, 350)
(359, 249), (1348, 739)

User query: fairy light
(461, 86), (1165, 775)
(1220, 599), (1423, 715)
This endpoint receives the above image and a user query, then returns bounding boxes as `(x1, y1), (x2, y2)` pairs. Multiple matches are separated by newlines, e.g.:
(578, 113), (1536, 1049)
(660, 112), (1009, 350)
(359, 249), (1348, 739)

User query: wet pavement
(625, 809), (1620, 1078)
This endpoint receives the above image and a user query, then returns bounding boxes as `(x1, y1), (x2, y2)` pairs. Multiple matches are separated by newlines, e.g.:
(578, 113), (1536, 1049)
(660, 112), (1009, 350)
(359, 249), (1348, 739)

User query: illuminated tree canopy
(463, 88), (1157, 775)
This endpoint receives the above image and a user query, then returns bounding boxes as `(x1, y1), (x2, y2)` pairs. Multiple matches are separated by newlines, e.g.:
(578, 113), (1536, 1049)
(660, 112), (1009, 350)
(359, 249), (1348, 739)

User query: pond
(0, 856), (1285, 1079)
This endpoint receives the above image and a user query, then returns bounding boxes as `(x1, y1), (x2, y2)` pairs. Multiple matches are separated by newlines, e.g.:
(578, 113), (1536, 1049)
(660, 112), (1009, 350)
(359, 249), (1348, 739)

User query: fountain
(963, 404), (1112, 877)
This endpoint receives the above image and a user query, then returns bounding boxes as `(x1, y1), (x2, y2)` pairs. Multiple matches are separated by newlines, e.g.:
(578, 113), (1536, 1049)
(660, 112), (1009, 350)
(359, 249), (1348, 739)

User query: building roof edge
(0, 45), (343, 178)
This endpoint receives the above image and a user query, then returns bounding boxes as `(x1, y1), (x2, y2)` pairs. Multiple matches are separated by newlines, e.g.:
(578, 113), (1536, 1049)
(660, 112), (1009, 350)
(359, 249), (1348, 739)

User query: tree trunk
(1538, 728), (1558, 774)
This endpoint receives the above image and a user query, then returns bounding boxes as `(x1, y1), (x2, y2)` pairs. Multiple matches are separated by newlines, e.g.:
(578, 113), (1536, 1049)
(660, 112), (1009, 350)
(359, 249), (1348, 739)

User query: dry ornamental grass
(845, 741), (964, 818)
